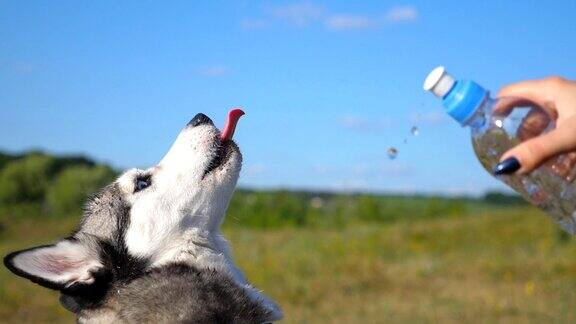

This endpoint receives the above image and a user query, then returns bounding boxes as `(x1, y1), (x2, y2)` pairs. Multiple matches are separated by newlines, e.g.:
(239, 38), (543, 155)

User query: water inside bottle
(470, 101), (576, 234)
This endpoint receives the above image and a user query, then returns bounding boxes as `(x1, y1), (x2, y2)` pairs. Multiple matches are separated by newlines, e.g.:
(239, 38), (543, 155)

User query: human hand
(493, 77), (576, 177)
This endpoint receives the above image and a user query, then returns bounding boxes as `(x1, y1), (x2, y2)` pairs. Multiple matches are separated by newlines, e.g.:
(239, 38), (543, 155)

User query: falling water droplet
(411, 126), (419, 136)
(387, 147), (398, 160)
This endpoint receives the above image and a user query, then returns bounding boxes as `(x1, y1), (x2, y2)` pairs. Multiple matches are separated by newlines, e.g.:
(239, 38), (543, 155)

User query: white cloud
(392, 185), (418, 195)
(1, 61), (35, 74)
(249, 2), (418, 31)
(245, 163), (267, 176)
(338, 114), (391, 131)
(326, 5), (419, 31)
(352, 163), (371, 176)
(312, 164), (330, 175)
(311, 162), (411, 180)
(443, 184), (486, 197)
(379, 163), (411, 176)
(331, 179), (368, 191)
(384, 5), (418, 23)
(268, 2), (324, 27)
(409, 111), (448, 126)
(325, 14), (376, 30)
(198, 65), (228, 77)
(240, 19), (268, 30)
(248, 3), (418, 31)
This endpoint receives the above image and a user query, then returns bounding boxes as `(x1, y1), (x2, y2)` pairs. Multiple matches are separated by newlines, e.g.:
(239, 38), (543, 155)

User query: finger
(498, 116), (576, 174)
(497, 78), (563, 116)
(493, 97), (547, 117)
(516, 108), (552, 141)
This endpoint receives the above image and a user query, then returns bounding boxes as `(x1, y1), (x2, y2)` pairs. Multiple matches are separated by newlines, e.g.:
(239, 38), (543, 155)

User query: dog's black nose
(187, 113), (213, 127)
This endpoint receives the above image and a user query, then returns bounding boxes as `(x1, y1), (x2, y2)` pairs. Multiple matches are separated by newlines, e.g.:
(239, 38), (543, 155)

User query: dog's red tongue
(221, 108), (245, 141)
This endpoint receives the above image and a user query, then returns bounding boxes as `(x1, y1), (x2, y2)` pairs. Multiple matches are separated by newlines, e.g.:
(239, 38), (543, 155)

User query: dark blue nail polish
(494, 157), (521, 175)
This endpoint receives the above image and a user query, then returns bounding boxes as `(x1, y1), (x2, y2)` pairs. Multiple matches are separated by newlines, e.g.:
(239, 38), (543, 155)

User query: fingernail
(494, 157), (521, 175)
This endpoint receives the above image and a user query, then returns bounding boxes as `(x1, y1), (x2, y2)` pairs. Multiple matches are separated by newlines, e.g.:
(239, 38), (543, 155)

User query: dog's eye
(135, 176), (151, 192)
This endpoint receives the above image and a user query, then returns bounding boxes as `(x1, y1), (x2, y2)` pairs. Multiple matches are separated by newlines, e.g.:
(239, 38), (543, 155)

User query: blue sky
(1, 1), (575, 195)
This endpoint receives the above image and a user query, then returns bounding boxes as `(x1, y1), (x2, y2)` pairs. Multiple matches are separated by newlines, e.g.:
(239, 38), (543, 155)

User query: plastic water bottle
(423, 66), (576, 234)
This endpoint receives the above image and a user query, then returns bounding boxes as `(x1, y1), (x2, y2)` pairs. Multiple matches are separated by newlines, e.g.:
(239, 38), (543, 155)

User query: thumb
(498, 77), (563, 110)
(496, 117), (576, 175)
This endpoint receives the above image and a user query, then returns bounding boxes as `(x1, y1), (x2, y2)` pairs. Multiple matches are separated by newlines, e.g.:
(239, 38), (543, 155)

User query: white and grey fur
(4, 113), (282, 323)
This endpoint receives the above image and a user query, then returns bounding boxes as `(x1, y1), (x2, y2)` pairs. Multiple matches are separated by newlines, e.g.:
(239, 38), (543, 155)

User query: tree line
(0, 150), (525, 228)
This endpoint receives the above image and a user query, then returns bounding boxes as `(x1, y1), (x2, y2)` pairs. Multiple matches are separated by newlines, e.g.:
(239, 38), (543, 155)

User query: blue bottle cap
(424, 66), (488, 125)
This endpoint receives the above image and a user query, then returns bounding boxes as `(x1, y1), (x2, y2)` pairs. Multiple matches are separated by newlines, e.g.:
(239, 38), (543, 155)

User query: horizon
(0, 147), (520, 198)
(2, 1), (575, 196)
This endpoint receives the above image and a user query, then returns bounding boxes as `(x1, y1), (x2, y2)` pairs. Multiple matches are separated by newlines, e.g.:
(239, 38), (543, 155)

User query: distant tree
(424, 197), (448, 218)
(357, 195), (382, 221)
(51, 155), (96, 176)
(0, 153), (56, 204)
(0, 151), (20, 170)
(274, 191), (308, 226)
(483, 191), (525, 206)
(47, 165), (117, 214)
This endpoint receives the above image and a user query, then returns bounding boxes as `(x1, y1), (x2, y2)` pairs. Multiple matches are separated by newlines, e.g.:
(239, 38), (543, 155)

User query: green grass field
(2, 205), (575, 323)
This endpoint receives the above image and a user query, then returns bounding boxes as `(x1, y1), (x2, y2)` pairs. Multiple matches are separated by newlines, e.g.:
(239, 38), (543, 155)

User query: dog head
(4, 111), (245, 294)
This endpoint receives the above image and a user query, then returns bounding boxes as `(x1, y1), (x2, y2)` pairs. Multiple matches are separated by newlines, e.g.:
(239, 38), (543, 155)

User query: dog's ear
(3, 238), (104, 291)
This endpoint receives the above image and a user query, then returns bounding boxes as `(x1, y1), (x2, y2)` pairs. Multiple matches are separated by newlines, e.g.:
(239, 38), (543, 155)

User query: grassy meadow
(2, 203), (576, 323)
(1, 151), (576, 323)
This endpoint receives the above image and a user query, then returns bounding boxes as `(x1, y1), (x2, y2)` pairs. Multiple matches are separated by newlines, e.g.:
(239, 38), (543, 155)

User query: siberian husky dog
(4, 110), (282, 323)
